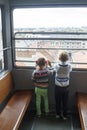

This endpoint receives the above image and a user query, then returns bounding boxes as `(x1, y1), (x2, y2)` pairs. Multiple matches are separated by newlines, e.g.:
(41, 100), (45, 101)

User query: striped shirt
(32, 67), (49, 88)
(54, 62), (72, 87)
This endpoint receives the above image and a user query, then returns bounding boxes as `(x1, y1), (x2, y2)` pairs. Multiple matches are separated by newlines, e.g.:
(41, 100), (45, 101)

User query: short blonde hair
(59, 51), (69, 62)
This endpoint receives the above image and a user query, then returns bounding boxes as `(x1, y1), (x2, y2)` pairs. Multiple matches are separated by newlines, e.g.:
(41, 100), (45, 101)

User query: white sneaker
(62, 116), (68, 120)
(56, 115), (60, 119)
(36, 114), (41, 118)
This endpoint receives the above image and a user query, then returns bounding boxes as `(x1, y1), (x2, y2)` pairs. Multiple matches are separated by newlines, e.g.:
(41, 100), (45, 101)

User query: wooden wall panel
(0, 71), (13, 103)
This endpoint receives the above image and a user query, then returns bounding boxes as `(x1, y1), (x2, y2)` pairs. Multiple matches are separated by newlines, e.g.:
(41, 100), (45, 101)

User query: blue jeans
(55, 85), (69, 116)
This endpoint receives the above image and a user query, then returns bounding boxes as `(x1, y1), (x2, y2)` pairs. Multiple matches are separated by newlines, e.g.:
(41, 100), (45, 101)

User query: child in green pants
(32, 58), (51, 117)
(35, 87), (49, 116)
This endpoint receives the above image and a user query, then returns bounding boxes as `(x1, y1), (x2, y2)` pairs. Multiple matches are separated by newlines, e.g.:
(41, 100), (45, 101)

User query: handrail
(0, 47), (11, 52)
(14, 31), (87, 35)
(14, 47), (87, 50)
(12, 31), (87, 67)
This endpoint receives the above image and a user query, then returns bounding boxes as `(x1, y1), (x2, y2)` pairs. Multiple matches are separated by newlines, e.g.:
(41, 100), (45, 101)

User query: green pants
(35, 87), (49, 115)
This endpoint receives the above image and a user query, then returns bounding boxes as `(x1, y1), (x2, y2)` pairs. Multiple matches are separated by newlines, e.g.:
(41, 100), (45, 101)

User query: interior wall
(0, 0), (12, 111)
(0, 0), (8, 4)
(9, 0), (87, 112)
(12, 69), (87, 112)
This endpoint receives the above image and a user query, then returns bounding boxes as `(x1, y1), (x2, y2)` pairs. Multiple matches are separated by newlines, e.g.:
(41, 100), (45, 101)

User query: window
(0, 8), (4, 72)
(12, 7), (87, 69)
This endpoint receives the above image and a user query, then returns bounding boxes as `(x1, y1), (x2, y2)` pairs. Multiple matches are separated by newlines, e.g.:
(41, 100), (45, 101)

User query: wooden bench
(0, 71), (33, 130)
(76, 92), (87, 130)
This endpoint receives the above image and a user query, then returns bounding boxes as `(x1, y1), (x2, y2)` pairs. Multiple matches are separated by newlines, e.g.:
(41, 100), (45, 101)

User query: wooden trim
(76, 92), (87, 130)
(0, 71), (13, 103)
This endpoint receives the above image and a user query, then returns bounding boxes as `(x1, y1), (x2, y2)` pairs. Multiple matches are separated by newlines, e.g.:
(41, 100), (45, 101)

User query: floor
(19, 110), (81, 130)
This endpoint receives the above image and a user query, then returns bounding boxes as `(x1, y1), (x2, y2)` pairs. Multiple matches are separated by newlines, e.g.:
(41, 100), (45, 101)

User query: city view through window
(13, 7), (87, 68)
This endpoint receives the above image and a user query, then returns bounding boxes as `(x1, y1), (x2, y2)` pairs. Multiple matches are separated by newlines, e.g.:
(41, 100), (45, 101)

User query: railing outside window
(12, 31), (87, 69)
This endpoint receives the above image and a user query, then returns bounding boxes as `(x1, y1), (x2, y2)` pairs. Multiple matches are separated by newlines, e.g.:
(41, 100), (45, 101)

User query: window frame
(0, 5), (8, 72)
(0, 5), (12, 73)
(11, 5), (87, 70)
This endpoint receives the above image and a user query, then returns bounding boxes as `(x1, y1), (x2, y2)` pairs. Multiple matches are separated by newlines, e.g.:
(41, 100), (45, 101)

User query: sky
(13, 7), (87, 28)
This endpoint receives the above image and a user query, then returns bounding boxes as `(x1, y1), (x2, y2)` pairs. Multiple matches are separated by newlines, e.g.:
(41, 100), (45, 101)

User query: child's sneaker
(62, 115), (68, 120)
(36, 114), (41, 118)
(56, 114), (61, 119)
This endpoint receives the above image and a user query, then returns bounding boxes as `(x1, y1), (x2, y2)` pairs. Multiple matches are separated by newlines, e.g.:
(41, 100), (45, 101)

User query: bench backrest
(0, 71), (14, 103)
(0, 90), (33, 130)
(77, 92), (87, 130)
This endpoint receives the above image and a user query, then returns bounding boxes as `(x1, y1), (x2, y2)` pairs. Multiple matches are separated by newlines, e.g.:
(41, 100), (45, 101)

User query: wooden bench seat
(0, 71), (33, 130)
(76, 92), (87, 130)
(0, 90), (32, 130)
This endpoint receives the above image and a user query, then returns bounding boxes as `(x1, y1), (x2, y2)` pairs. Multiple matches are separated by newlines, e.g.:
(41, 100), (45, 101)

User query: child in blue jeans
(54, 51), (72, 120)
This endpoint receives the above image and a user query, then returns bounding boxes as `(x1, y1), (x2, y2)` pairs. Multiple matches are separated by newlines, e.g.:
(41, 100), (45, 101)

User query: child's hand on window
(46, 60), (52, 67)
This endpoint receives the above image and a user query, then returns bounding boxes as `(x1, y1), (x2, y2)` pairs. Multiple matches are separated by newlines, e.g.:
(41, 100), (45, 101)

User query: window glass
(0, 8), (4, 72)
(13, 7), (87, 69)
